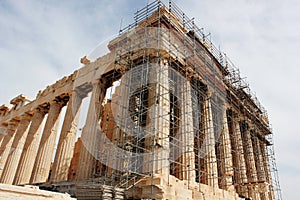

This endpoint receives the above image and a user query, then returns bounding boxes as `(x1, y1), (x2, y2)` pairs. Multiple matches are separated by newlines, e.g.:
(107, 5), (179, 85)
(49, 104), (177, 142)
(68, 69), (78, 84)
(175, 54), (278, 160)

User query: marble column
(217, 107), (233, 190)
(252, 136), (266, 183)
(0, 120), (19, 178)
(0, 113), (32, 184)
(144, 61), (170, 175)
(101, 100), (118, 177)
(241, 124), (259, 199)
(229, 117), (248, 196)
(0, 124), (8, 147)
(0, 135), (4, 148)
(14, 106), (47, 185)
(76, 80), (106, 180)
(106, 82), (129, 177)
(260, 141), (274, 200)
(202, 93), (218, 188)
(241, 125), (257, 183)
(50, 92), (83, 182)
(180, 80), (195, 184)
(30, 100), (64, 183)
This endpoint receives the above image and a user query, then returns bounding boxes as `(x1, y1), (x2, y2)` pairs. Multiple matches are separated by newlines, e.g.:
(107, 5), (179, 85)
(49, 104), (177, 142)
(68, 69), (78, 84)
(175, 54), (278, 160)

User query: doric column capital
(207, 89), (213, 98)
(7, 119), (19, 130)
(0, 123), (8, 137)
(0, 104), (10, 116)
(35, 105), (49, 115)
(91, 79), (100, 86)
(100, 77), (107, 85)
(20, 113), (33, 121)
(70, 89), (88, 100)
(50, 96), (69, 108)
(91, 78), (107, 87)
(74, 82), (93, 99)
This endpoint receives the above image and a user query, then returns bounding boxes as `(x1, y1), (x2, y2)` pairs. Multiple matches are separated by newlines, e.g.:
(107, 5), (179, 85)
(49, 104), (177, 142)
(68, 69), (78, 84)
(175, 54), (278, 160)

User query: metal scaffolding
(74, 0), (282, 199)
(0, 0), (282, 200)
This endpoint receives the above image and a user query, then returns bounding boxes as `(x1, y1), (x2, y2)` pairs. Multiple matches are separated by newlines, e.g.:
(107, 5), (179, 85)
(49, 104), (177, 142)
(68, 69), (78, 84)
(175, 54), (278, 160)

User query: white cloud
(0, 0), (298, 199)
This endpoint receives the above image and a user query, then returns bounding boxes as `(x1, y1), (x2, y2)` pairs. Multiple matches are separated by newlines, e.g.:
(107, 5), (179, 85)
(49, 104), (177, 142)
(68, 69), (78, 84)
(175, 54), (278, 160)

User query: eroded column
(241, 125), (258, 182)
(106, 79), (131, 178)
(241, 123), (259, 199)
(229, 117), (248, 196)
(0, 120), (19, 178)
(0, 124), (8, 148)
(0, 113), (32, 184)
(252, 135), (268, 200)
(30, 99), (64, 183)
(104, 82), (128, 178)
(144, 61), (170, 175)
(50, 92), (83, 182)
(180, 80), (195, 184)
(202, 93), (218, 188)
(217, 107), (233, 190)
(260, 141), (274, 200)
(76, 80), (106, 180)
(14, 106), (47, 185)
(252, 135), (266, 183)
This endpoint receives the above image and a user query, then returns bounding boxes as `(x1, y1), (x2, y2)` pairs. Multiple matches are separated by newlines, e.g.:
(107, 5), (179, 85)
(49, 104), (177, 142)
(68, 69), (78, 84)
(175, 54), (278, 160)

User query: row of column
(198, 93), (233, 190)
(168, 81), (273, 200)
(134, 64), (236, 191)
(0, 70), (274, 200)
(228, 112), (274, 200)
(0, 80), (106, 185)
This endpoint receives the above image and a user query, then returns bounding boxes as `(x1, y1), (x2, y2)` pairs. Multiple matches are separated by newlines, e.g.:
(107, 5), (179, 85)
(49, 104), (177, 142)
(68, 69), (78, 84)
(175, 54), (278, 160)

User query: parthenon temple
(0, 1), (282, 199)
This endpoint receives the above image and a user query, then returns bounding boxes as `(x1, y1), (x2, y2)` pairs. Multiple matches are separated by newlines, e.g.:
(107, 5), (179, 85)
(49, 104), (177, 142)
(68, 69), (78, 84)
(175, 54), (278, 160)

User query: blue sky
(0, 0), (299, 199)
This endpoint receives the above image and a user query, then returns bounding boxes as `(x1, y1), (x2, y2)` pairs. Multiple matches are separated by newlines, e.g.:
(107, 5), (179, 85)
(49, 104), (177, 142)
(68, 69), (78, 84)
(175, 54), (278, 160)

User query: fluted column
(0, 124), (8, 147)
(260, 141), (274, 200)
(0, 120), (19, 178)
(50, 92), (83, 182)
(203, 94), (218, 188)
(252, 134), (268, 200)
(241, 125), (257, 183)
(0, 113), (32, 184)
(76, 80), (106, 180)
(241, 124), (259, 199)
(252, 136), (266, 182)
(0, 135), (4, 148)
(30, 100), (64, 183)
(180, 80), (195, 184)
(217, 107), (233, 190)
(14, 106), (47, 185)
(105, 82), (128, 177)
(144, 61), (170, 175)
(102, 100), (118, 177)
(153, 61), (170, 175)
(229, 117), (248, 196)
